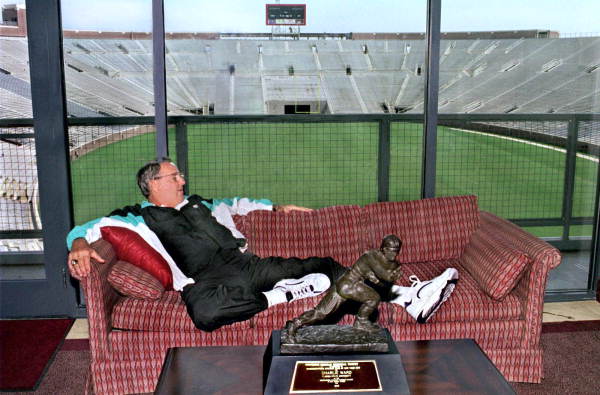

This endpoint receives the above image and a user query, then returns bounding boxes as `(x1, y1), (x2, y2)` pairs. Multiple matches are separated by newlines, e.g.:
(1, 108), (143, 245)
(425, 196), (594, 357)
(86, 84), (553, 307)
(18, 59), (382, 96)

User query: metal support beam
(175, 121), (189, 195)
(589, 142), (600, 291)
(421, 0), (441, 198)
(561, 120), (578, 240)
(378, 119), (391, 202)
(0, 252), (44, 265)
(5, 0), (79, 316)
(153, 0), (168, 157)
(28, 0), (72, 252)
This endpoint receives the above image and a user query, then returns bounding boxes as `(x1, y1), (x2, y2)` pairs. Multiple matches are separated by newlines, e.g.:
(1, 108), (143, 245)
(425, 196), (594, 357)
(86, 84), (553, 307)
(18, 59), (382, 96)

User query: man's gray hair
(136, 157), (173, 198)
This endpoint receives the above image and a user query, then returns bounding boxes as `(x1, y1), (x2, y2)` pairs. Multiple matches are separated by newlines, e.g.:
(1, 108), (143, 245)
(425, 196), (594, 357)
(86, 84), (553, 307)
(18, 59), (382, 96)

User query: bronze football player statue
(285, 234), (402, 338)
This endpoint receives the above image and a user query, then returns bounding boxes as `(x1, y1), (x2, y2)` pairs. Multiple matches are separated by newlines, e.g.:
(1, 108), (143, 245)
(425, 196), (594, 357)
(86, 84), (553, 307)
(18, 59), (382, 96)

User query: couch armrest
(477, 211), (561, 348)
(80, 238), (122, 360)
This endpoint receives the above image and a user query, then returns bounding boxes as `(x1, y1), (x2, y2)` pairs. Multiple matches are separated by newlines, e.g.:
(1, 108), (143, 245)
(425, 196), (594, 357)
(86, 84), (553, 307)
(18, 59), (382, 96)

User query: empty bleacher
(0, 35), (597, 124)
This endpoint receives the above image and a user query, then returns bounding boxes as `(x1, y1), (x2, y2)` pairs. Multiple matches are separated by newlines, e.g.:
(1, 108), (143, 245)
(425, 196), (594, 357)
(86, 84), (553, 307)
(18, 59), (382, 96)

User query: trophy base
(264, 328), (410, 394)
(280, 324), (390, 354)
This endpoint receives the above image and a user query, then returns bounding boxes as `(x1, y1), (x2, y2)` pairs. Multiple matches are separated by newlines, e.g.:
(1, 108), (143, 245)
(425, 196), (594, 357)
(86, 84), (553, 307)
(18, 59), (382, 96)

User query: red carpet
(0, 318), (74, 391)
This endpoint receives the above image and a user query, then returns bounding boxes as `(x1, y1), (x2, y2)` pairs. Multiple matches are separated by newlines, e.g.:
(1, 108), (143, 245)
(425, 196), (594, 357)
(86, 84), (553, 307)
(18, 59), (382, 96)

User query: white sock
(263, 288), (288, 307)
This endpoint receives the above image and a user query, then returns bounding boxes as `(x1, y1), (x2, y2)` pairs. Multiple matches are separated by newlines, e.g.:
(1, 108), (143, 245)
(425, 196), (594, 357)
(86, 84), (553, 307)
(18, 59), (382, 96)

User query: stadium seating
(2, 35), (599, 119)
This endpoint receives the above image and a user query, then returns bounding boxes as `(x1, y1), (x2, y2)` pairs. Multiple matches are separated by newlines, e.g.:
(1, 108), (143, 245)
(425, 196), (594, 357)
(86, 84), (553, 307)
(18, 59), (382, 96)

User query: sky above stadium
(5, 0), (599, 36)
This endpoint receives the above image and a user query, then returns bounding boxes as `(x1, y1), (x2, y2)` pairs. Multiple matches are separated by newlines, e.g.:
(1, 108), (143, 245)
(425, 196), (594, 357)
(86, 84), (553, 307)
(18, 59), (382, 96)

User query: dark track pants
(181, 252), (345, 331)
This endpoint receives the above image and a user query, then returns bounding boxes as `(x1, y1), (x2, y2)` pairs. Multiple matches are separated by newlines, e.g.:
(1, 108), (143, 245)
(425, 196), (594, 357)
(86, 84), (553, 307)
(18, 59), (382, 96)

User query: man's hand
(274, 204), (314, 213)
(67, 238), (105, 279)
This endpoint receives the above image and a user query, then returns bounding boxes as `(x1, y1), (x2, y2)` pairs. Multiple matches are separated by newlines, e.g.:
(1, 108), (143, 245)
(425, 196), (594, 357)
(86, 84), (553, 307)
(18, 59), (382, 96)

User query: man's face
(148, 162), (186, 207)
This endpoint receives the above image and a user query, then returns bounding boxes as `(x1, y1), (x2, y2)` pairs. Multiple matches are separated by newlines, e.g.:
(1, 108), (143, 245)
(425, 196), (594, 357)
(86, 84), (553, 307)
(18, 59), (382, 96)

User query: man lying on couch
(67, 158), (457, 331)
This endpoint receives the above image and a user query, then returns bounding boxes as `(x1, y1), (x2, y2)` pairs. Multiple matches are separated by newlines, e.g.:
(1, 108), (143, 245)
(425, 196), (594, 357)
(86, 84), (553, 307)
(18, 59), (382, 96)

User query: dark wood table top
(155, 338), (515, 394)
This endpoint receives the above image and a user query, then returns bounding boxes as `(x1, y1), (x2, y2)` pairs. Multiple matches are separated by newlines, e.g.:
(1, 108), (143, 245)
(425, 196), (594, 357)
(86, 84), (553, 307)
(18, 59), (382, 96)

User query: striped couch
(81, 195), (561, 394)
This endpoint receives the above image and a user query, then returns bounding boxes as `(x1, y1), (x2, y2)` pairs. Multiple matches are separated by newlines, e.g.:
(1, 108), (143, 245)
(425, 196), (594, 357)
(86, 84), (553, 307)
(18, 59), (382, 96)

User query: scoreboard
(266, 4), (306, 26)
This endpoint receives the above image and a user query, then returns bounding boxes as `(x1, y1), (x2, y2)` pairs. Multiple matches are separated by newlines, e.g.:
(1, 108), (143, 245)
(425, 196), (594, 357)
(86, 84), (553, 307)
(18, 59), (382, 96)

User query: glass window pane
(389, 121), (422, 201)
(69, 125), (156, 223)
(552, 120), (600, 291)
(185, 121), (378, 208)
(164, 1), (425, 115)
(0, 4), (31, 118)
(572, 121), (599, 219)
(440, 1), (600, 293)
(0, 126), (44, 280)
(61, 1), (153, 117)
(440, 0), (600, 114)
(436, 121), (566, 219)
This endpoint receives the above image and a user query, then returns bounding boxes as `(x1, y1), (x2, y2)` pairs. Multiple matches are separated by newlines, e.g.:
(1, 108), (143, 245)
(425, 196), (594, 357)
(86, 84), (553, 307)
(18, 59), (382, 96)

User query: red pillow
(100, 226), (173, 290)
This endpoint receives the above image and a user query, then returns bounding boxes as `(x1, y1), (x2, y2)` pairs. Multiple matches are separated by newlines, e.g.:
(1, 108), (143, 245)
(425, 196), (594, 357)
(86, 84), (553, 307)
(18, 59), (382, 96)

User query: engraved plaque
(290, 360), (382, 393)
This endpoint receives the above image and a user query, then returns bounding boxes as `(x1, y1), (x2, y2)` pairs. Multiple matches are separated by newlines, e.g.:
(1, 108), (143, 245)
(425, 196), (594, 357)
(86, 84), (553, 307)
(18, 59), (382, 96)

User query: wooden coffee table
(155, 339), (515, 394)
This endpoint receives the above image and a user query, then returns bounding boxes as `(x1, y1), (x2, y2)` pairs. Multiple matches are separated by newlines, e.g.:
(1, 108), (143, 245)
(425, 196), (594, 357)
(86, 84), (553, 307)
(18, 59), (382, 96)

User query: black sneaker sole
(416, 279), (457, 324)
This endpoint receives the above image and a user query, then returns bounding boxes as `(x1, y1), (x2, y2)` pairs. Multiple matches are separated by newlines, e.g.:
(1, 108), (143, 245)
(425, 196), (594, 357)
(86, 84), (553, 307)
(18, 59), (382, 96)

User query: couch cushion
(108, 261), (164, 300)
(243, 205), (363, 267)
(111, 291), (253, 331)
(461, 227), (530, 300)
(387, 260), (522, 324)
(100, 226), (173, 289)
(362, 196), (480, 263)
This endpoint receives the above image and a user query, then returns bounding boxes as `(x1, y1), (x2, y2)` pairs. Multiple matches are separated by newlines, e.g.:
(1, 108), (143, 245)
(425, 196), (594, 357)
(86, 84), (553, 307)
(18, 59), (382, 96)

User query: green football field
(70, 123), (598, 237)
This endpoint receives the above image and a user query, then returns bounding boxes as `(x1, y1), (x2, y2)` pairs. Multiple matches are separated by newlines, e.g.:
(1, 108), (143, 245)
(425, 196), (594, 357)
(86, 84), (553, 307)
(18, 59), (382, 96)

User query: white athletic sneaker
(390, 268), (458, 323)
(273, 273), (331, 303)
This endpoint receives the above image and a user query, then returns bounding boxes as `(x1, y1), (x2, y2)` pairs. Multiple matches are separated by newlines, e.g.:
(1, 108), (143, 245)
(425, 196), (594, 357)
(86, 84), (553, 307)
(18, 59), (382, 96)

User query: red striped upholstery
(89, 359), (164, 395)
(478, 212), (561, 349)
(83, 239), (120, 362)
(461, 226), (531, 300)
(362, 196), (480, 263)
(389, 320), (526, 350)
(109, 330), (247, 360)
(110, 291), (254, 332)
(242, 205), (363, 267)
(108, 261), (164, 300)
(486, 348), (543, 383)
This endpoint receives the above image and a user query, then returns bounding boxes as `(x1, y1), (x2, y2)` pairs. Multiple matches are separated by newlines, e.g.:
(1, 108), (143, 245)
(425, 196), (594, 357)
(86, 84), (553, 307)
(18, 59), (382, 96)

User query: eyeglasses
(152, 171), (185, 181)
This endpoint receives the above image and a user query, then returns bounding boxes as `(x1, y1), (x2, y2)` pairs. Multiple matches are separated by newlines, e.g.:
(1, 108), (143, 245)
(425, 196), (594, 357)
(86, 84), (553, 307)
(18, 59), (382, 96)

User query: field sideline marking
(449, 127), (599, 163)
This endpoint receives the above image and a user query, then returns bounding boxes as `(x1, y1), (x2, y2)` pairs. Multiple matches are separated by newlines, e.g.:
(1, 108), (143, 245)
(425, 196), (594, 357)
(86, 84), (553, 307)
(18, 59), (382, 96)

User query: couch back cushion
(362, 195), (479, 263)
(242, 205), (363, 267)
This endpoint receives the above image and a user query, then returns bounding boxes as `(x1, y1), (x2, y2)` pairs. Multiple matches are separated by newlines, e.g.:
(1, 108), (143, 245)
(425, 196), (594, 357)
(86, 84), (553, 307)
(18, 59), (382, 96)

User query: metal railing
(1, 113), (599, 253)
